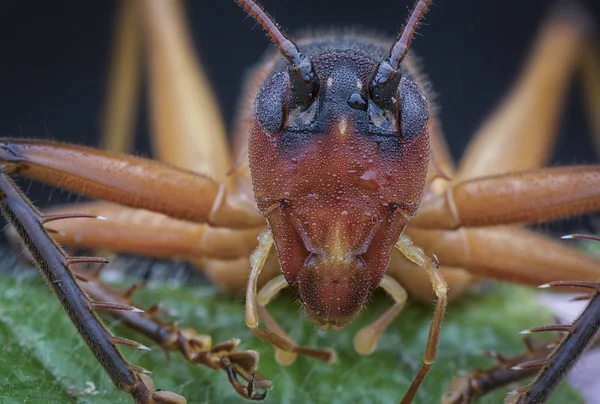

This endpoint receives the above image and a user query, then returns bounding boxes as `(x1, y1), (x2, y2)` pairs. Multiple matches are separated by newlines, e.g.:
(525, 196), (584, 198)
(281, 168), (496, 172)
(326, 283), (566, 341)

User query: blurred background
(0, 0), (599, 229)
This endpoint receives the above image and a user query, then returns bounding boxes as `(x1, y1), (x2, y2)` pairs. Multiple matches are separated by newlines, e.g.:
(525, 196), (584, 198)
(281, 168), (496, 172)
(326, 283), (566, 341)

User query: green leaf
(0, 262), (581, 404)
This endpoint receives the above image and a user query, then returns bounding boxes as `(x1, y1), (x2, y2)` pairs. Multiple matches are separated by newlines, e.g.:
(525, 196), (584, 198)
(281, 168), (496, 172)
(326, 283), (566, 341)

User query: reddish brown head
(239, 0), (432, 330)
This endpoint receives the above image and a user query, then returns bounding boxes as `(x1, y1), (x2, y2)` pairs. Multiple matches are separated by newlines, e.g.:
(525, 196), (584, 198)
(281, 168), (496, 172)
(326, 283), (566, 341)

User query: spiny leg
(0, 170), (184, 404)
(441, 337), (558, 404)
(0, 139), (269, 400)
(354, 275), (408, 356)
(509, 235), (600, 404)
(1, 188), (270, 398)
(245, 230), (336, 364)
(395, 234), (448, 404)
(74, 265), (270, 400)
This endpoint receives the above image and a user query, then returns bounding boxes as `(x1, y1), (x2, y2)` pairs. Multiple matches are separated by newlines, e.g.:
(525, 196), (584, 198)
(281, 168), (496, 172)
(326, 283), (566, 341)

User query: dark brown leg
(511, 273), (600, 403)
(76, 266), (271, 400)
(0, 169), (184, 404)
(442, 337), (557, 404)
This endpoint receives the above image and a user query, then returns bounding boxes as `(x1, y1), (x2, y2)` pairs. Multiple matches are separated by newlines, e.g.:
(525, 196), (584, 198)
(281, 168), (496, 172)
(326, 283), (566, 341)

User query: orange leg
(582, 39), (600, 157)
(6, 199), (276, 296)
(455, 5), (591, 180)
(142, 0), (232, 183)
(27, 202), (262, 261)
(411, 3), (598, 229)
(412, 165), (600, 229)
(405, 3), (600, 292)
(0, 139), (261, 228)
(101, 0), (142, 154)
(407, 226), (600, 287)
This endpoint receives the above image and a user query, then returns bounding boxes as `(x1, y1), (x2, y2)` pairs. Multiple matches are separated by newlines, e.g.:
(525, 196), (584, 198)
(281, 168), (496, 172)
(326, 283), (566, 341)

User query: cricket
(1, 0), (600, 403)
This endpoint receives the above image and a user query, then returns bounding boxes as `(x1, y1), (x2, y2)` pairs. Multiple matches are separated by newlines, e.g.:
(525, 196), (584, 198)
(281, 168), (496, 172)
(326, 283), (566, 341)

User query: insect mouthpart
(279, 202), (401, 331)
(298, 252), (370, 331)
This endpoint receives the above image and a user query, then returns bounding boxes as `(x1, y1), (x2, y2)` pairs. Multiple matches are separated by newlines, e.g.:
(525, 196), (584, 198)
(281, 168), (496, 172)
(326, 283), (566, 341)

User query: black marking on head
(252, 34), (429, 155)
(398, 77), (428, 140)
(255, 72), (290, 135)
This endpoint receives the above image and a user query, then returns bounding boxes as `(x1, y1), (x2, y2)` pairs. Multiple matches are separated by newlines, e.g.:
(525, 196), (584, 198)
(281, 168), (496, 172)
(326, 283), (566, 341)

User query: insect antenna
(388, 0), (433, 69)
(370, 0), (433, 106)
(236, 0), (318, 109)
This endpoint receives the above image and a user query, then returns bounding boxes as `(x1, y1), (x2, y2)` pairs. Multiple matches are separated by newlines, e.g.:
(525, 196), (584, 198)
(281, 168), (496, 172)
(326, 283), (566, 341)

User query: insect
(1, 0), (600, 403)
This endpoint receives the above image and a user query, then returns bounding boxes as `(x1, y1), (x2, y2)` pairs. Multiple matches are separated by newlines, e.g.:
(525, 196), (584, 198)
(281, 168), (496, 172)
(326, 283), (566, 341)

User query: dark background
(0, 0), (599, 231)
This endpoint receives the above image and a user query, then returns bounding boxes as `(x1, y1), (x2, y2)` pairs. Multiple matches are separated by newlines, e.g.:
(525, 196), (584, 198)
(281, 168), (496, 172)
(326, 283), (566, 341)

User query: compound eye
(255, 71), (290, 135)
(397, 77), (428, 140)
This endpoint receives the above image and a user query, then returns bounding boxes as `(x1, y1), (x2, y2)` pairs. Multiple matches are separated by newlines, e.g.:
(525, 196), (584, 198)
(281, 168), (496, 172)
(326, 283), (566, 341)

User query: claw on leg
(76, 266), (271, 400)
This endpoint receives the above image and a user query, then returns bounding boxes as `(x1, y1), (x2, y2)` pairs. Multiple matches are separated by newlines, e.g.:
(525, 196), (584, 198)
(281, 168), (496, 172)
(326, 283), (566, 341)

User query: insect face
(249, 31), (430, 329)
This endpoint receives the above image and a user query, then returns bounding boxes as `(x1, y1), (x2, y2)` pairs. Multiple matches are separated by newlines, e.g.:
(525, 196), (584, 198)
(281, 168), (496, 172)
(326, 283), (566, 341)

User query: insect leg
(509, 236), (600, 403)
(388, 251), (477, 302)
(412, 165), (600, 229)
(75, 266), (271, 400)
(354, 275), (408, 356)
(256, 275), (336, 364)
(510, 291), (600, 403)
(441, 337), (557, 404)
(101, 0), (142, 154)
(406, 226), (600, 287)
(245, 231), (335, 363)
(142, 0), (231, 183)
(12, 201), (262, 261)
(0, 170), (185, 404)
(395, 234), (448, 404)
(581, 38), (600, 157)
(455, 2), (592, 180)
(0, 139), (262, 228)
